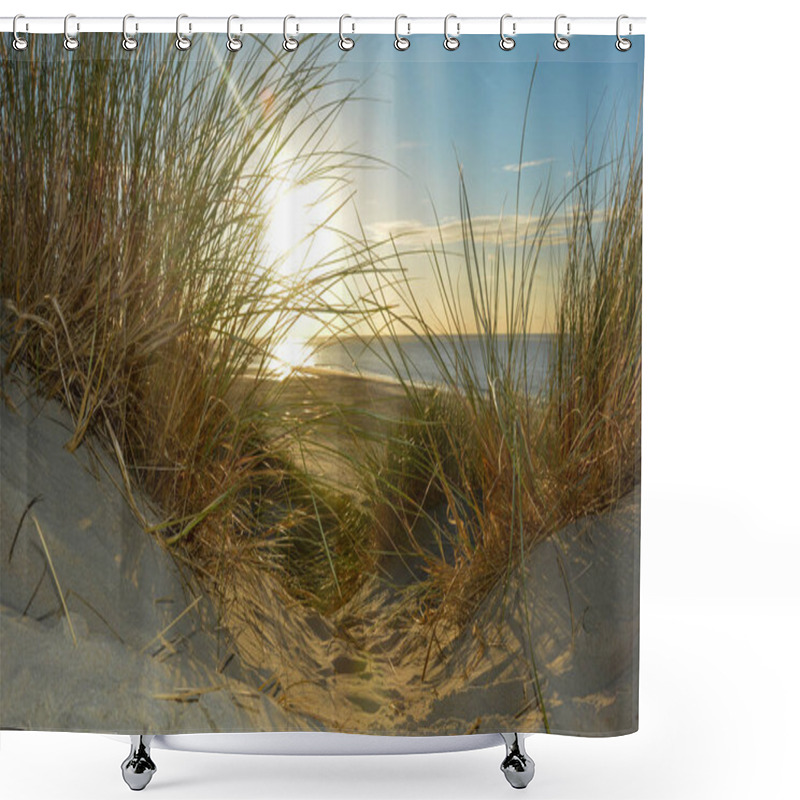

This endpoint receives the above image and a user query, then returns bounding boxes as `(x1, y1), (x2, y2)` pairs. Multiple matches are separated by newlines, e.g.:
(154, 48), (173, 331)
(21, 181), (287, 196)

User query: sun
(256, 169), (343, 376)
(268, 338), (315, 379)
(262, 175), (341, 280)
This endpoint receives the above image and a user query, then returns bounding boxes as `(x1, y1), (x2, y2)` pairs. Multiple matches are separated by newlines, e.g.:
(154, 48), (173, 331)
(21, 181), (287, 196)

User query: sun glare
(268, 338), (315, 378)
(263, 177), (340, 280)
(255, 158), (346, 361)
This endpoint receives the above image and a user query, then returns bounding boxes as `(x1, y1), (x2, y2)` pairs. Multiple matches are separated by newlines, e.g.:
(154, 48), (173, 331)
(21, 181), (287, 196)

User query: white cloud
(502, 158), (555, 173)
(366, 213), (573, 248)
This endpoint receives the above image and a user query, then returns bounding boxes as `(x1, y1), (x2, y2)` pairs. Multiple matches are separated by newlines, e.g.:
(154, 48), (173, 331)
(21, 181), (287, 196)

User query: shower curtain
(0, 26), (643, 738)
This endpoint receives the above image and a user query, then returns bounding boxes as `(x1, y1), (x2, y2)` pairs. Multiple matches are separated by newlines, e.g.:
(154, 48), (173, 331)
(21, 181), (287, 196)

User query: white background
(2, 1), (799, 798)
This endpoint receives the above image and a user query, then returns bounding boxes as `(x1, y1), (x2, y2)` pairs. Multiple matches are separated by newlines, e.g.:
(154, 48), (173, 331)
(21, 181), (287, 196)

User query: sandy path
(221, 487), (640, 736)
(2, 357), (639, 736)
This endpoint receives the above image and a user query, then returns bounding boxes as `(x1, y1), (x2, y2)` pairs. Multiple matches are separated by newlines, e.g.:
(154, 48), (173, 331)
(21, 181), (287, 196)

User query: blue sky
(256, 33), (644, 338)
(335, 34), (643, 229)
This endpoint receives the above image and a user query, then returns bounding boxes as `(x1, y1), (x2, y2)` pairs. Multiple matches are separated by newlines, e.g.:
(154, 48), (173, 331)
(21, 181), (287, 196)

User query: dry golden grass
(348, 116), (643, 636)
(0, 34), (370, 615)
(1, 39), (641, 711)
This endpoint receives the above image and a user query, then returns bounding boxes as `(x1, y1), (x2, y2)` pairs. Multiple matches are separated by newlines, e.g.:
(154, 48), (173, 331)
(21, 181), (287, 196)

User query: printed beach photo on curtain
(0, 31), (643, 737)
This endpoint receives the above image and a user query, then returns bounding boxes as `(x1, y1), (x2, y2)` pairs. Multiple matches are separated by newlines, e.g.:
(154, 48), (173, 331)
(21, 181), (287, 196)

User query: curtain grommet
(339, 14), (355, 51)
(175, 14), (191, 51)
(121, 14), (138, 51)
(227, 15), (243, 52)
(12, 15), (29, 51)
(443, 14), (460, 51)
(554, 14), (570, 51)
(63, 13), (79, 51)
(283, 15), (299, 52)
(499, 14), (516, 51)
(616, 15), (632, 51)
(394, 15), (410, 51)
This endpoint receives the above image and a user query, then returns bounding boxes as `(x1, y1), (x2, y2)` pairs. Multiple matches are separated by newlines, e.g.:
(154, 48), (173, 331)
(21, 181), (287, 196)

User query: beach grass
(0, 33), (372, 614)
(1, 35), (642, 728)
(343, 102), (643, 637)
(547, 131), (642, 517)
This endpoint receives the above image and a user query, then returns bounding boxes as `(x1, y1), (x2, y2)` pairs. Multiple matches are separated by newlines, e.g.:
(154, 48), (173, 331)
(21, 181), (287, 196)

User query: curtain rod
(0, 16), (646, 36)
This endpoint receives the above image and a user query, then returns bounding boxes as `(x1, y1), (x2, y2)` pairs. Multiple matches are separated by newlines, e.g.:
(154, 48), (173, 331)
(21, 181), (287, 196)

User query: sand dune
(216, 486), (639, 736)
(0, 363), (309, 734)
(1, 360), (638, 736)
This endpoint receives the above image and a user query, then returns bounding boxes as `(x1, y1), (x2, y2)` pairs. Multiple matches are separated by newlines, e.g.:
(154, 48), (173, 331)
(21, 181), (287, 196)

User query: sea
(297, 334), (556, 395)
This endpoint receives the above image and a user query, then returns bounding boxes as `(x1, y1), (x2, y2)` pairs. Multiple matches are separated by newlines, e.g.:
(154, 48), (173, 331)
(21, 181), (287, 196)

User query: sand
(0, 361), (312, 734)
(233, 366), (409, 487)
(416, 485), (640, 735)
(1, 359), (639, 737)
(219, 487), (640, 736)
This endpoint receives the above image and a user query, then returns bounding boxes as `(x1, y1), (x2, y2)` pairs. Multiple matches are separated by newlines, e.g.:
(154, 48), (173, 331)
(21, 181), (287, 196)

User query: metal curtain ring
(339, 14), (355, 50)
(122, 14), (138, 51)
(394, 15), (410, 51)
(499, 14), (515, 50)
(227, 15), (243, 52)
(283, 15), (299, 51)
(616, 14), (632, 51)
(12, 14), (28, 51)
(63, 13), (79, 51)
(175, 14), (191, 51)
(443, 14), (459, 51)
(554, 14), (570, 51)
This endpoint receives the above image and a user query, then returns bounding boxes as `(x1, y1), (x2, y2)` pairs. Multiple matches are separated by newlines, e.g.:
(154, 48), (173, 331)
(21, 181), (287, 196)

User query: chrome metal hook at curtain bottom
(119, 733), (535, 791)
